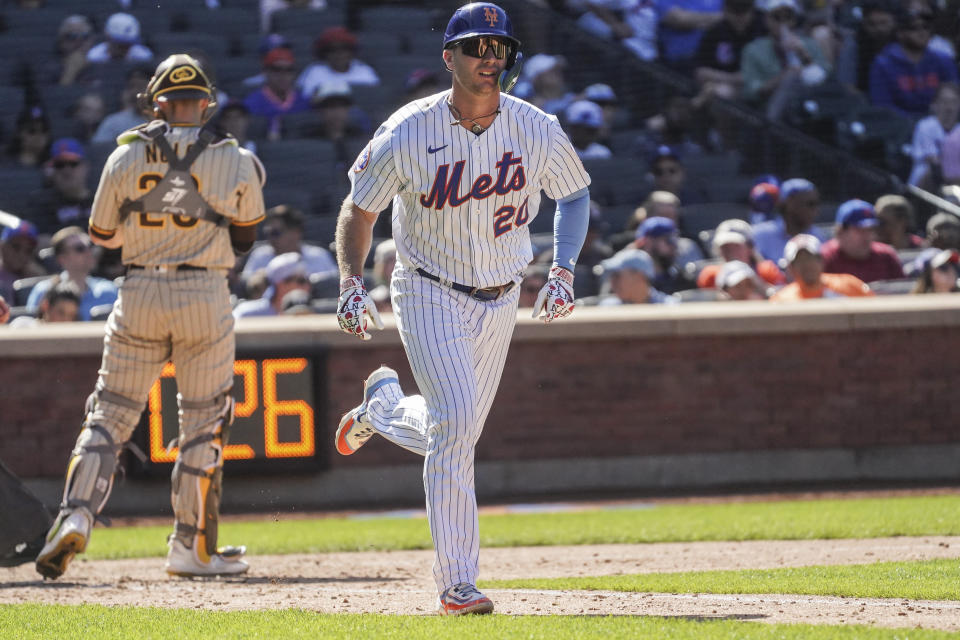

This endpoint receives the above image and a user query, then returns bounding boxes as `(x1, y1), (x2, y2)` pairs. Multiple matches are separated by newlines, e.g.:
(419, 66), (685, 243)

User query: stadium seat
(836, 105), (914, 176)
(675, 287), (723, 302)
(359, 7), (441, 34)
(372, 55), (443, 93)
(269, 8), (347, 37)
(868, 278), (915, 295)
(151, 33), (229, 60)
(580, 157), (648, 206)
(681, 202), (749, 235)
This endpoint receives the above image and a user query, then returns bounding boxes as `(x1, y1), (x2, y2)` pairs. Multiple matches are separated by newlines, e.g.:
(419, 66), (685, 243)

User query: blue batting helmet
(443, 3), (521, 49)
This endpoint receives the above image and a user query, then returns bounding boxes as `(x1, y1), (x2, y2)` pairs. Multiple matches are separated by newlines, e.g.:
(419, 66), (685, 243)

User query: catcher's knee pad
(171, 391), (234, 559)
(62, 423), (123, 516)
(87, 387), (145, 438)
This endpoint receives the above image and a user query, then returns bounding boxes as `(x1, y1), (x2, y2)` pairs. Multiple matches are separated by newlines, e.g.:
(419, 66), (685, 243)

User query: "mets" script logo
(483, 7), (499, 26)
(420, 152), (525, 209)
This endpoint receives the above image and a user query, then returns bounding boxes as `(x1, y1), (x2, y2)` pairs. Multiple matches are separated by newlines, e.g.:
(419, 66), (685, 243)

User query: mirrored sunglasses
(459, 37), (512, 60)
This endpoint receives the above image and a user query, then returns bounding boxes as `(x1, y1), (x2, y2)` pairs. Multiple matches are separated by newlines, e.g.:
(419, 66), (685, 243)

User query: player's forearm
(553, 188), (590, 272)
(335, 198), (378, 279)
(89, 224), (123, 249)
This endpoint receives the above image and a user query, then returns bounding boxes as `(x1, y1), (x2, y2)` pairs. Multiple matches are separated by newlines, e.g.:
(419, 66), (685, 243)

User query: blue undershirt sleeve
(552, 187), (590, 272)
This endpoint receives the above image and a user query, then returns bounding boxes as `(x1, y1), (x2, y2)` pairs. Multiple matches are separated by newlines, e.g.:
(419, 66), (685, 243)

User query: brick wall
(5, 299), (956, 482)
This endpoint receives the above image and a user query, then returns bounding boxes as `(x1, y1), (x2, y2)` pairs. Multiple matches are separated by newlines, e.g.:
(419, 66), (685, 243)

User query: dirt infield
(3, 536), (960, 630)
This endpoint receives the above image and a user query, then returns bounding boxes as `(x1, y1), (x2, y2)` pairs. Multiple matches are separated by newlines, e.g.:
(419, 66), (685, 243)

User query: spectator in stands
(907, 83), (960, 188)
(770, 234), (874, 300)
(24, 139), (93, 235)
(403, 69), (443, 103)
(925, 212), (960, 251)
(215, 100), (256, 154)
(820, 199), (904, 283)
(518, 263), (550, 308)
(234, 252), (312, 318)
(575, 0), (658, 61)
(91, 66), (151, 144)
(42, 15), (96, 86)
(241, 204), (337, 286)
(582, 83), (622, 145)
(697, 218), (785, 288)
(260, 0), (327, 33)
(611, 190), (704, 261)
(0, 293), (9, 324)
(693, 0), (766, 103)
(910, 247), (960, 293)
(367, 238), (396, 313)
(874, 194), (923, 249)
(595, 248), (677, 304)
(5, 105), (51, 169)
(68, 93), (106, 143)
(836, 0), (898, 94)
(297, 27), (379, 100)
(636, 96), (704, 159)
(24, 226), (117, 321)
(656, 0), (724, 73)
(244, 47), (310, 141)
(564, 100), (612, 159)
(747, 179), (780, 224)
(647, 145), (708, 205)
(716, 259), (770, 300)
(87, 13), (153, 64)
(752, 178), (829, 262)
(306, 80), (371, 142)
(0, 221), (45, 303)
(242, 34), (293, 91)
(740, 0), (830, 121)
(519, 54), (575, 115)
(9, 281), (82, 328)
(868, 7), (958, 118)
(633, 216), (696, 293)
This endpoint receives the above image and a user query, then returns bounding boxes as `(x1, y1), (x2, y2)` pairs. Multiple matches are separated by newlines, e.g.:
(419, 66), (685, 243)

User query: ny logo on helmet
(483, 7), (499, 26)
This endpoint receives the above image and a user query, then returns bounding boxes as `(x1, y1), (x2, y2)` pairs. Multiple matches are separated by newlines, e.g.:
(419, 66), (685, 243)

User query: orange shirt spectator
(770, 234), (874, 301)
(697, 219), (785, 288)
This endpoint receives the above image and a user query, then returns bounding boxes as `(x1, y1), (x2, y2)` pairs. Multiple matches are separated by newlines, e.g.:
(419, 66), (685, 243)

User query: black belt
(127, 264), (207, 273)
(416, 268), (515, 302)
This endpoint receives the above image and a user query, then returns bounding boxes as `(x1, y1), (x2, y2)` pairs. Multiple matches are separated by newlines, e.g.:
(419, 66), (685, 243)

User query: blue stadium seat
(359, 7), (441, 34)
(269, 8), (346, 37)
(151, 32), (229, 60)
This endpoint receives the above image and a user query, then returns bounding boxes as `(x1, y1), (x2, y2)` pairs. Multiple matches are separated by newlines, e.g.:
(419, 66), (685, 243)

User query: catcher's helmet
(443, 3), (524, 93)
(138, 54), (216, 116)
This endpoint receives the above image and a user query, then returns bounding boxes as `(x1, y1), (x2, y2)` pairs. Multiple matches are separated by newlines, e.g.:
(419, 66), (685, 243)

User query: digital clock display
(129, 351), (327, 475)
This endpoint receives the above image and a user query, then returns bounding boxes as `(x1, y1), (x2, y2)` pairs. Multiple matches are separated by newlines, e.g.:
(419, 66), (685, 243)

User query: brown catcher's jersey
(90, 122), (266, 269)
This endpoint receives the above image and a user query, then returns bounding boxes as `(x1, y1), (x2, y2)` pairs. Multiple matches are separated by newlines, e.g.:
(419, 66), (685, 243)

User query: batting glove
(532, 266), (575, 323)
(337, 275), (384, 341)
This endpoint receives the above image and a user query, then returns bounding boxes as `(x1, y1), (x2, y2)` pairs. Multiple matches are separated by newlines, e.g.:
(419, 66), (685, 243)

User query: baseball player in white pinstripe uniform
(36, 54), (265, 580)
(334, 3), (591, 615)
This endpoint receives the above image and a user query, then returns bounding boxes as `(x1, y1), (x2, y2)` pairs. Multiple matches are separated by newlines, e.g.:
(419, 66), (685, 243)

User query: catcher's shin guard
(61, 423), (122, 516)
(171, 391), (239, 561)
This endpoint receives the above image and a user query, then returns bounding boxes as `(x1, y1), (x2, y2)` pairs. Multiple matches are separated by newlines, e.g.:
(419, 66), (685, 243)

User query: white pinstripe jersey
(349, 90), (591, 288)
(90, 123), (266, 269)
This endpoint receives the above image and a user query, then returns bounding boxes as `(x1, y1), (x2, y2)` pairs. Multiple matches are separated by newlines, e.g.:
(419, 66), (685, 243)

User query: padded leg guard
(61, 423), (122, 516)
(171, 392), (236, 560)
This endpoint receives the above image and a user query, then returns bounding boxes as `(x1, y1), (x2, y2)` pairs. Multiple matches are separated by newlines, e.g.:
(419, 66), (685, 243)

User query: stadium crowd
(0, 0), (958, 326)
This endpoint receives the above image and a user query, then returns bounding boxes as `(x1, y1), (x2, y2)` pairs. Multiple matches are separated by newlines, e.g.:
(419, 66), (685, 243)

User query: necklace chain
(447, 101), (500, 134)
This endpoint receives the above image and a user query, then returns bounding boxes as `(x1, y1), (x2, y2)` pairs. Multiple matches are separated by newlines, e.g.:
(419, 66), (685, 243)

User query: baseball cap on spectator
(598, 248), (655, 280)
(649, 144), (681, 168)
(59, 15), (93, 39)
(314, 26), (358, 58)
(925, 212), (960, 236)
(263, 47), (295, 69)
(766, 0), (802, 14)
(714, 218), (754, 245)
(835, 199), (878, 228)
(713, 228), (750, 251)
(749, 182), (780, 214)
(565, 100), (603, 129)
(258, 33), (292, 55)
(266, 252), (308, 285)
(716, 260), (760, 289)
(780, 178), (816, 199)
(1, 220), (38, 243)
(636, 216), (677, 240)
(783, 233), (822, 263)
(105, 13), (141, 44)
(49, 138), (85, 163)
(313, 80), (352, 106)
(583, 83), (617, 105)
(405, 68), (439, 93)
(914, 247), (960, 272)
(524, 54), (564, 80)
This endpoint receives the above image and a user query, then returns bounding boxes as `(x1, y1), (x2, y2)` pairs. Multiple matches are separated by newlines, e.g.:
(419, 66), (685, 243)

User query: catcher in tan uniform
(36, 54), (266, 579)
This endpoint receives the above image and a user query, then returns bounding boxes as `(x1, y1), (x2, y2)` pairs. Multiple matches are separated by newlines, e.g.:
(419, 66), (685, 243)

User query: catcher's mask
(443, 2), (524, 94)
(137, 54), (217, 120)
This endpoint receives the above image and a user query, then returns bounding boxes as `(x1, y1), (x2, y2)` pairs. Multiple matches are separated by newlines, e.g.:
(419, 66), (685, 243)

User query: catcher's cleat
(35, 509), (92, 580)
(165, 538), (249, 577)
(438, 583), (494, 616)
(335, 366), (398, 456)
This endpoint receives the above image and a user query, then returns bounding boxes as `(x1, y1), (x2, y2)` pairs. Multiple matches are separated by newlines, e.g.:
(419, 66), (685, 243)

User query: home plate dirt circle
(3, 536), (960, 630)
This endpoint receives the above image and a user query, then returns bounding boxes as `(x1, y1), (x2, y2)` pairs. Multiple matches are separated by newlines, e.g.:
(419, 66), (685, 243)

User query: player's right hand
(337, 275), (384, 341)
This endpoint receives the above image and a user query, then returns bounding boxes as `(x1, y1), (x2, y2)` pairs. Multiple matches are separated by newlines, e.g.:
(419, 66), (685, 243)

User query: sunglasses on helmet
(458, 37), (512, 60)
